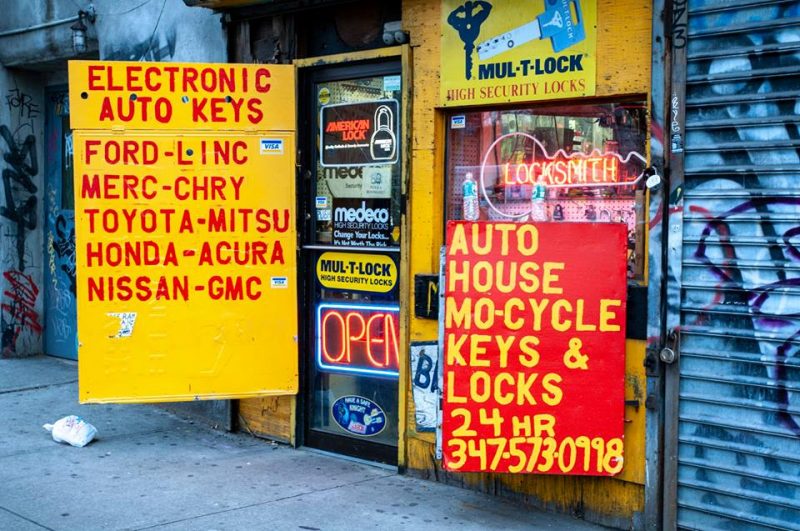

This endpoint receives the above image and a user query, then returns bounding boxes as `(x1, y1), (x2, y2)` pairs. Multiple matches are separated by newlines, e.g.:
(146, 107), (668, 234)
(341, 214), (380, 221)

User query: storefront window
(445, 102), (648, 279)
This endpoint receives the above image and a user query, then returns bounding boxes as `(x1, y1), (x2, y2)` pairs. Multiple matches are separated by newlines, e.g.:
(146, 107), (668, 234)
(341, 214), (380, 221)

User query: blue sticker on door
(331, 395), (386, 436)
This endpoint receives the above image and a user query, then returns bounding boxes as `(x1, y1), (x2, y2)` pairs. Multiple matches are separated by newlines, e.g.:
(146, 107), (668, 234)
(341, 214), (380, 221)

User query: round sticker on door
(331, 395), (386, 436)
(318, 87), (331, 105)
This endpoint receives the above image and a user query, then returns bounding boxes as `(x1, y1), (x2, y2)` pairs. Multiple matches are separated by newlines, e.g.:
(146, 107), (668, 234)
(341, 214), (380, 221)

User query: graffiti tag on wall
(1, 88), (41, 356)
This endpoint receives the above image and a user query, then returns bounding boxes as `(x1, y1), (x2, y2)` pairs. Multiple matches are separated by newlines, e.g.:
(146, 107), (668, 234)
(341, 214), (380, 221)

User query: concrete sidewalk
(0, 356), (604, 531)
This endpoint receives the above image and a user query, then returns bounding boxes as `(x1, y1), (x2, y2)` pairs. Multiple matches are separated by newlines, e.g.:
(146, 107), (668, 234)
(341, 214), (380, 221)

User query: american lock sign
(69, 61), (298, 403)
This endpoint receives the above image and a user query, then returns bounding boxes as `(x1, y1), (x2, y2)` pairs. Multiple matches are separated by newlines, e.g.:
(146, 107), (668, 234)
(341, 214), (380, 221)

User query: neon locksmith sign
(478, 132), (647, 220)
(501, 154), (620, 186)
(483, 132), (646, 191)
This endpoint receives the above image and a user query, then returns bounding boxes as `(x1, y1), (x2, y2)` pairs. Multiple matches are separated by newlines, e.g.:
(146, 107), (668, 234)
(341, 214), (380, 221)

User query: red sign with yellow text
(443, 222), (626, 475)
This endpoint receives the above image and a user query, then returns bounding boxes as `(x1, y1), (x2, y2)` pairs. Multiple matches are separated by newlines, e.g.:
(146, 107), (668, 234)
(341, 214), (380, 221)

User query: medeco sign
(331, 199), (393, 248)
(334, 201), (391, 224)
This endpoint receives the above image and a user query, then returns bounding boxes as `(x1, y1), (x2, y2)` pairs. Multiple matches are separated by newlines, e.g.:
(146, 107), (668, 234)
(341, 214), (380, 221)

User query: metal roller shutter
(676, 1), (800, 529)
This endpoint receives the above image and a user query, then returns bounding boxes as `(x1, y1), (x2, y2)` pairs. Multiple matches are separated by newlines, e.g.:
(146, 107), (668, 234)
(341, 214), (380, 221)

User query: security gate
(666, 1), (800, 528)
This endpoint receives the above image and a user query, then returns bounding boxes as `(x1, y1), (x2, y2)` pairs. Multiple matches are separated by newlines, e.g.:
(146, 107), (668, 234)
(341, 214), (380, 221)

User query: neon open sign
(316, 303), (400, 378)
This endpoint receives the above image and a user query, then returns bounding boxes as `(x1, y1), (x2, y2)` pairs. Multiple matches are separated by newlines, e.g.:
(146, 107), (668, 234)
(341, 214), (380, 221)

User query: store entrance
(43, 86), (77, 360)
(299, 61), (402, 465)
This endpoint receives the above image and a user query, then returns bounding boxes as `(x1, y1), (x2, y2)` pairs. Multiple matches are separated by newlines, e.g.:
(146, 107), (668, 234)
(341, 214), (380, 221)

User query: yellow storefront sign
(69, 61), (298, 403)
(69, 60), (295, 131)
(440, 0), (596, 106)
(316, 252), (397, 293)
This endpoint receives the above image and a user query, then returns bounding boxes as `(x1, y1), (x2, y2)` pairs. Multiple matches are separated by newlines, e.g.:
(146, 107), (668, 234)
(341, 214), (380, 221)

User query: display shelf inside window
(445, 103), (648, 279)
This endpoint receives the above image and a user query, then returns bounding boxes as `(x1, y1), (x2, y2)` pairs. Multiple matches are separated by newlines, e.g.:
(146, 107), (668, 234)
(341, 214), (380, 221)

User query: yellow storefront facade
(77, 1), (659, 527)
(403, 2), (652, 527)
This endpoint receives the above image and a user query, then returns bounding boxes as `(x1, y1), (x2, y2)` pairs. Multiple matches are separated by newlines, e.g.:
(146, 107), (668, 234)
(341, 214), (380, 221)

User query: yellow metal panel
(68, 61), (295, 132)
(619, 339), (646, 485)
(595, 0), (651, 97)
(75, 132), (298, 403)
(404, 0), (442, 153)
(495, 472), (644, 520)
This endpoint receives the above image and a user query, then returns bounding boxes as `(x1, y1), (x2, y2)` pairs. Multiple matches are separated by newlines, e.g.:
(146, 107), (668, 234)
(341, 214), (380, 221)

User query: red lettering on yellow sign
(87, 64), (272, 94)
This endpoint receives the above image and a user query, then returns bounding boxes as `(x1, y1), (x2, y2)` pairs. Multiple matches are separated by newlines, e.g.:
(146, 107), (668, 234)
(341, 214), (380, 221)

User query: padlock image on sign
(370, 105), (396, 161)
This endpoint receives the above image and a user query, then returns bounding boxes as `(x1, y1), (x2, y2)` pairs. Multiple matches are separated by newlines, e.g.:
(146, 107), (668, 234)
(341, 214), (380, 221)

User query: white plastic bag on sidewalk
(43, 415), (97, 447)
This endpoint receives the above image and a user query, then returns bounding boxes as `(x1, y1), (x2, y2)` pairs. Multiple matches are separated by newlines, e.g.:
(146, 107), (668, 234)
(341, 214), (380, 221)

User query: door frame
(294, 46), (411, 467)
(654, 0), (687, 528)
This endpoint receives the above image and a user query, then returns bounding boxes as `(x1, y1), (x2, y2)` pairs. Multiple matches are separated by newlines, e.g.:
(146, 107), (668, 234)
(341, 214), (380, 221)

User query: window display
(445, 102), (648, 279)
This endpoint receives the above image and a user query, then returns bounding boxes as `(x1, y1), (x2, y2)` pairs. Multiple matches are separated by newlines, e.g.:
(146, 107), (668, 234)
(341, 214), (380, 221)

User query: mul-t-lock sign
(442, 222), (627, 475)
(69, 61), (298, 403)
(440, 0), (597, 106)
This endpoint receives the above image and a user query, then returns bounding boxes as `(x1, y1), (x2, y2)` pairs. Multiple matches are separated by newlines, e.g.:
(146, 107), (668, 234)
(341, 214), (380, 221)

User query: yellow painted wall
(402, 0), (651, 526)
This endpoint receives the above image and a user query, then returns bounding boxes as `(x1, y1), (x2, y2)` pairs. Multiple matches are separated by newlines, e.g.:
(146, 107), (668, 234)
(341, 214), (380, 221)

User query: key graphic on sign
(477, 0), (586, 60)
(447, 1), (493, 80)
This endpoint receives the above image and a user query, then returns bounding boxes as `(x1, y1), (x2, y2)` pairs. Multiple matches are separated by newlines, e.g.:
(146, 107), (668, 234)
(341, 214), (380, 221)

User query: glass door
(301, 62), (402, 464)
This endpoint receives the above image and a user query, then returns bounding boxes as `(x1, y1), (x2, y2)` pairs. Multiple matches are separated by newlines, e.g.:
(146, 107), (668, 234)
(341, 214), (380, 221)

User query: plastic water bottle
(530, 176), (549, 221)
(462, 172), (479, 221)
